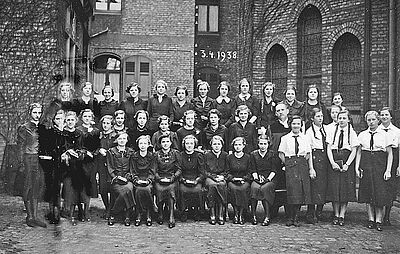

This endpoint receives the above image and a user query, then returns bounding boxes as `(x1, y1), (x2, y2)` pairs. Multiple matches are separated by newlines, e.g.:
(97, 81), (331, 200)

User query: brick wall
(89, 0), (195, 99)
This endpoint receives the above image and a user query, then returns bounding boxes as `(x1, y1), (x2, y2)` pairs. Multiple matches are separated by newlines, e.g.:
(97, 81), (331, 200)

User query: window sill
(197, 32), (220, 37)
(94, 10), (122, 16)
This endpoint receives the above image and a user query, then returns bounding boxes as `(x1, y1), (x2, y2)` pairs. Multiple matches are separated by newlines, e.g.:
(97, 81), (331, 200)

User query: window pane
(140, 62), (150, 73)
(110, 0), (121, 11)
(126, 62), (135, 73)
(198, 5), (207, 32)
(96, 0), (107, 10)
(106, 58), (120, 70)
(209, 6), (218, 32)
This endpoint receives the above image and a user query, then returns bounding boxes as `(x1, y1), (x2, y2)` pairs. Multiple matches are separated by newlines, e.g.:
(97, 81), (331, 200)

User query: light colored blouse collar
(216, 96), (231, 104)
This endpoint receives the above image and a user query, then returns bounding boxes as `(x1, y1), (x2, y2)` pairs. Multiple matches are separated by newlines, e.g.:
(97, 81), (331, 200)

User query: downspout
(389, 0), (396, 109)
(363, 0), (371, 112)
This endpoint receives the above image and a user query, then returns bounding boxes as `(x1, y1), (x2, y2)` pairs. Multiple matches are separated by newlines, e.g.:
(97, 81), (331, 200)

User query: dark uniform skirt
(310, 149), (328, 204)
(83, 159), (98, 198)
(387, 147), (399, 201)
(134, 183), (154, 212)
(40, 158), (62, 206)
(63, 177), (90, 208)
(228, 181), (250, 208)
(358, 151), (391, 207)
(110, 182), (135, 214)
(155, 182), (178, 203)
(326, 150), (357, 203)
(23, 154), (44, 201)
(250, 181), (276, 205)
(204, 178), (227, 207)
(97, 156), (111, 195)
(285, 156), (311, 205)
(179, 182), (204, 210)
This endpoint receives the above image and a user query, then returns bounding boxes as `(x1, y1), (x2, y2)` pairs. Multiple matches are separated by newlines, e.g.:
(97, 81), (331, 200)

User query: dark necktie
(294, 136), (299, 156)
(370, 132), (375, 151)
(338, 130), (344, 149)
(320, 128), (327, 150)
(384, 128), (389, 132)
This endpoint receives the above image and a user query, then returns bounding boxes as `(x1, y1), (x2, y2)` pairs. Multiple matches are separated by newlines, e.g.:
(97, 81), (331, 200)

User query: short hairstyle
(231, 136), (246, 148)
(183, 110), (196, 120)
(330, 104), (342, 112)
(102, 85), (115, 97)
(58, 82), (74, 100)
(275, 102), (288, 109)
(262, 82), (275, 91)
(174, 85), (189, 96)
(114, 109), (126, 118)
(158, 115), (170, 125)
(379, 106), (392, 116)
(197, 81), (210, 91)
(306, 84), (320, 99)
(154, 79), (168, 91)
(158, 133), (171, 144)
(134, 110), (148, 121)
(258, 134), (270, 143)
(100, 115), (114, 124)
(210, 135), (224, 146)
(28, 103), (42, 114)
(332, 92), (343, 101)
(126, 82), (141, 93)
(208, 109), (221, 119)
(239, 78), (251, 90)
(218, 81), (231, 92)
(364, 110), (379, 121)
(79, 108), (94, 120)
(81, 81), (93, 91)
(284, 85), (297, 96)
(136, 135), (151, 146)
(235, 104), (252, 117)
(182, 134), (198, 149)
(116, 131), (129, 140)
(310, 107), (323, 121)
(289, 115), (303, 127)
(66, 111), (78, 120)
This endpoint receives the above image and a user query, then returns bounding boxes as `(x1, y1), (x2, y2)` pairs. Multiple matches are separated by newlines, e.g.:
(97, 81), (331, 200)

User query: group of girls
(19, 77), (399, 232)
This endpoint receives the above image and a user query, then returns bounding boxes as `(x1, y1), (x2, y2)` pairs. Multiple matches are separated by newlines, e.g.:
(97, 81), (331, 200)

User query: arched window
(195, 67), (220, 99)
(92, 54), (121, 101)
(266, 44), (288, 101)
(332, 33), (362, 108)
(122, 56), (152, 100)
(297, 5), (322, 99)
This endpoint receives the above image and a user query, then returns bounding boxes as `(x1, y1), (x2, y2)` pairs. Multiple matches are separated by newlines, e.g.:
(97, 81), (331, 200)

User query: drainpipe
(389, 0), (396, 109)
(364, 0), (371, 112)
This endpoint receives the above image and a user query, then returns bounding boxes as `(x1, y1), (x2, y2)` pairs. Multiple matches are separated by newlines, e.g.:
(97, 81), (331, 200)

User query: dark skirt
(134, 184), (154, 212)
(205, 178), (227, 207)
(228, 181), (250, 208)
(358, 151), (392, 207)
(179, 182), (204, 210)
(22, 154), (44, 201)
(310, 150), (328, 204)
(63, 177), (90, 208)
(155, 182), (178, 204)
(97, 156), (111, 195)
(387, 147), (399, 200)
(250, 181), (276, 205)
(285, 156), (311, 205)
(110, 182), (135, 214)
(41, 159), (62, 206)
(83, 159), (98, 198)
(326, 150), (357, 203)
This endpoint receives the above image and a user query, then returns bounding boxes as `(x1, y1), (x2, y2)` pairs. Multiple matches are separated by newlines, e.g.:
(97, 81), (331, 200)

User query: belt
(286, 155), (306, 159)
(312, 148), (325, 152)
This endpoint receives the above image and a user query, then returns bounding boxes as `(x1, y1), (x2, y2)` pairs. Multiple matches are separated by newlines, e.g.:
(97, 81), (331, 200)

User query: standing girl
(176, 110), (204, 151)
(151, 115), (179, 151)
(72, 82), (100, 120)
(172, 85), (194, 132)
(203, 109), (228, 152)
(57, 82), (74, 111)
(305, 108), (329, 223)
(211, 81), (235, 128)
(113, 110), (128, 135)
(99, 86), (118, 118)
(192, 81), (214, 129)
(258, 82), (278, 135)
(228, 105), (258, 153)
(226, 137), (252, 224)
(283, 85), (304, 121)
(127, 110), (152, 151)
(119, 82), (148, 130)
(147, 80), (174, 134)
(356, 111), (394, 231)
(278, 115), (315, 226)
(233, 78), (259, 124)
(326, 110), (359, 226)
(302, 85), (330, 129)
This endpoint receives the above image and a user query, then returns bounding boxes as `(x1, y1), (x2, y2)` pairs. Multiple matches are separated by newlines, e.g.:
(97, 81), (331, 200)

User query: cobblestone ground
(1, 192), (400, 254)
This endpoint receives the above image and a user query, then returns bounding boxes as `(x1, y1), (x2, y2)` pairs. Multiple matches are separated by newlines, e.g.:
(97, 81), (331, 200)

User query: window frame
(196, 0), (220, 35)
(94, 0), (122, 14)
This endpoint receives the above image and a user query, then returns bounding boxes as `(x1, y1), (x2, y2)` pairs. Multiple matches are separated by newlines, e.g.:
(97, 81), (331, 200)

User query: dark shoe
(168, 220), (175, 228)
(286, 219), (294, 227)
(146, 218), (152, 226)
(332, 216), (339, 226)
(262, 218), (270, 226)
(367, 220), (375, 229)
(251, 216), (257, 225)
(338, 217), (345, 226)
(239, 215), (244, 225)
(135, 219), (141, 226)
(71, 217), (77, 226)
(181, 211), (188, 222)
(33, 219), (47, 228)
(376, 222), (383, 231)
(233, 214), (239, 224)
(209, 217), (216, 225)
(26, 217), (36, 227)
(108, 216), (115, 226)
(217, 218), (225, 225)
(124, 218), (131, 226)
(157, 213), (164, 225)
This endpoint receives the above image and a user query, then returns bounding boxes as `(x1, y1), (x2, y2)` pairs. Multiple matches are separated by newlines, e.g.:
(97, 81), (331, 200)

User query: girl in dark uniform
(203, 109), (228, 152)
(226, 137), (252, 225)
(305, 108), (329, 223)
(119, 82), (148, 130)
(127, 110), (152, 151)
(228, 105), (258, 154)
(204, 136), (228, 225)
(76, 109), (100, 221)
(356, 111), (394, 231)
(191, 81), (214, 130)
(278, 115), (315, 227)
(132, 135), (156, 226)
(211, 81), (235, 128)
(378, 107), (400, 225)
(178, 135), (205, 222)
(154, 134), (182, 228)
(113, 110), (128, 135)
(106, 132), (136, 226)
(151, 115), (179, 151)
(57, 82), (74, 111)
(172, 85), (194, 132)
(258, 82), (278, 135)
(17, 103), (46, 227)
(97, 115), (117, 219)
(282, 85), (304, 122)
(326, 110), (359, 226)
(99, 86), (118, 118)
(233, 78), (260, 125)
(302, 85), (330, 129)
(72, 82), (100, 121)
(147, 80), (174, 134)
(250, 135), (280, 226)
(176, 110), (204, 151)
